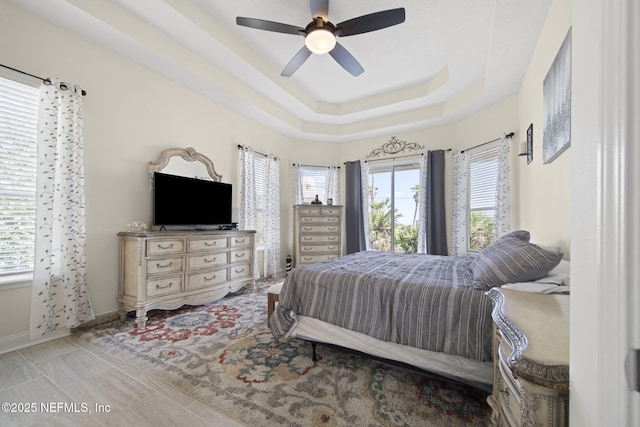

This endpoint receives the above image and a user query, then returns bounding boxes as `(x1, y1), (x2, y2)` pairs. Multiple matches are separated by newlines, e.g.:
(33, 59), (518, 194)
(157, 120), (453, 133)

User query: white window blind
(300, 167), (327, 204)
(0, 76), (39, 279)
(0, 78), (40, 278)
(467, 144), (500, 251)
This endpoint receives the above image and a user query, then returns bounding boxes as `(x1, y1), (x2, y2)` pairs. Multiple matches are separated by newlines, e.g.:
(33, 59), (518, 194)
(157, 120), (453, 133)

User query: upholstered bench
(267, 283), (283, 321)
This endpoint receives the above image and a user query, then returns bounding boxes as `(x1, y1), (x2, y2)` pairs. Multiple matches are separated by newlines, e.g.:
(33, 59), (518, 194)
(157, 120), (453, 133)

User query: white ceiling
(14, 0), (552, 142)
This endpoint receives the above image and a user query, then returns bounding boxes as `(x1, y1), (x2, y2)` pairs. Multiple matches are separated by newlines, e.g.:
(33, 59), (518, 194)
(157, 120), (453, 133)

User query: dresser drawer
(146, 256), (184, 275)
(298, 254), (339, 264)
(497, 358), (522, 426)
(147, 275), (182, 297)
(147, 239), (184, 256)
(187, 267), (227, 290)
(300, 216), (340, 224)
(230, 235), (252, 247)
(299, 244), (340, 253)
(300, 225), (341, 234)
(230, 263), (251, 279)
(187, 252), (228, 270)
(230, 249), (252, 263)
(300, 234), (340, 244)
(321, 207), (341, 216)
(297, 207), (321, 215)
(188, 237), (228, 252)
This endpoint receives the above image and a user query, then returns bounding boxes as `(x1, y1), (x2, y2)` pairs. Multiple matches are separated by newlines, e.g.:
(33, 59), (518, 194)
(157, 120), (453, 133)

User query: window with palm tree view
(368, 162), (420, 253)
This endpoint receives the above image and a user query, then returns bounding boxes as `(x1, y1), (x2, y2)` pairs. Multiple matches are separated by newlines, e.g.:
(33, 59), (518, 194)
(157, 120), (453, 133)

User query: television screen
(153, 172), (232, 227)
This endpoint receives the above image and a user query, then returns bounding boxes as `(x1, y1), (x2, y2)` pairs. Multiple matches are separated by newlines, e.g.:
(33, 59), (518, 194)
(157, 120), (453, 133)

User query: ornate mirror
(148, 147), (222, 186)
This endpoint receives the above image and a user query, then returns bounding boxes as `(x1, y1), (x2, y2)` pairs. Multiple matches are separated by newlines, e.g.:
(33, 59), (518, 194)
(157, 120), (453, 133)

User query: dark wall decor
(366, 136), (424, 159)
(543, 27), (572, 164)
(525, 123), (533, 164)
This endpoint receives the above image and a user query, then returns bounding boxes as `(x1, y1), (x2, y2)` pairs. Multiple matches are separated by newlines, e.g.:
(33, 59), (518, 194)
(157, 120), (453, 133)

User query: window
(368, 161), (420, 253)
(467, 143), (501, 251)
(0, 74), (39, 284)
(253, 153), (266, 246)
(298, 167), (328, 204)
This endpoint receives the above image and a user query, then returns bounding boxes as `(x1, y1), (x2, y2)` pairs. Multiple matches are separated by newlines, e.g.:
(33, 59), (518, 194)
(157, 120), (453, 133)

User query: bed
(269, 230), (567, 391)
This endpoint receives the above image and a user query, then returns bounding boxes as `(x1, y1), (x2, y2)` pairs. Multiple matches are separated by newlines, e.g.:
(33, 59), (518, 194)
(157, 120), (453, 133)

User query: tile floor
(0, 335), (245, 427)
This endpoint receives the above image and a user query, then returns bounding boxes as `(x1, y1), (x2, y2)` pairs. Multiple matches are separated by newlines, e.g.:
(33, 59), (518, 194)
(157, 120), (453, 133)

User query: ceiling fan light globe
(305, 28), (336, 54)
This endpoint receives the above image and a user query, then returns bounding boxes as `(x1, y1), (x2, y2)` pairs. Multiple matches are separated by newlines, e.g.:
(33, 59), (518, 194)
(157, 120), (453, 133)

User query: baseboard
(74, 310), (122, 330)
(0, 328), (70, 355)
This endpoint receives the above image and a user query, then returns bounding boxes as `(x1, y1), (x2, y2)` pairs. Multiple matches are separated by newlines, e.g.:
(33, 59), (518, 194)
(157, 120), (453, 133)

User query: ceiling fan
(236, 0), (406, 77)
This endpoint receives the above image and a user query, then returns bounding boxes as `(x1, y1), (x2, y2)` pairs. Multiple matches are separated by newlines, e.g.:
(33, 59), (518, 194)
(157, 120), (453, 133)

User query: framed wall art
(543, 27), (572, 164)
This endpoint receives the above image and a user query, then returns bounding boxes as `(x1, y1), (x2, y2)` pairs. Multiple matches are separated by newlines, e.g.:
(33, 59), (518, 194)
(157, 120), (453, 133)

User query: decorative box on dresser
(118, 230), (255, 328)
(486, 288), (570, 427)
(294, 205), (343, 267)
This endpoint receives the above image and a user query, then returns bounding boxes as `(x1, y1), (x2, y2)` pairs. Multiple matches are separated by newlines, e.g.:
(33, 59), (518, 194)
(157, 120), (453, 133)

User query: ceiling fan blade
(329, 43), (364, 76)
(236, 17), (305, 36)
(281, 46), (313, 77)
(309, 0), (329, 20)
(336, 8), (405, 37)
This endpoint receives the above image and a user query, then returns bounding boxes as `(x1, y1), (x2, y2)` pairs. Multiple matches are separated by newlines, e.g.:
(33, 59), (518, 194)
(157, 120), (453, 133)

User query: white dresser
(486, 288), (570, 427)
(118, 230), (255, 327)
(293, 205), (343, 267)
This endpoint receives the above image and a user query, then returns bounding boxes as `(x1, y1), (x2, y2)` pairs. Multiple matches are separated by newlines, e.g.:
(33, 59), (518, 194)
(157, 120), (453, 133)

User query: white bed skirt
(292, 315), (493, 391)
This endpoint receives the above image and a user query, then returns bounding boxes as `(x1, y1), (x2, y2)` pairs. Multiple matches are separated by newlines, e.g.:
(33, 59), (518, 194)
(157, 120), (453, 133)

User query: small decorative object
(286, 255), (293, 273)
(519, 123), (533, 164)
(543, 28), (571, 164)
(127, 221), (148, 232)
(327, 198), (333, 205)
(311, 194), (322, 205)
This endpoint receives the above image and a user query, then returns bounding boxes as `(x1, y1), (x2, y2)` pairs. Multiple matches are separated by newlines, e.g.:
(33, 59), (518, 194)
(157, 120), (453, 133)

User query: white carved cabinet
(486, 288), (570, 427)
(293, 205), (343, 267)
(118, 230), (255, 327)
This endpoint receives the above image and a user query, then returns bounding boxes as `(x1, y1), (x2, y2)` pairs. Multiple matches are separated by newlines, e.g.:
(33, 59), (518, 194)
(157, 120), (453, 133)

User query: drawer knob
(156, 282), (173, 290)
(158, 243), (173, 250)
(156, 262), (172, 269)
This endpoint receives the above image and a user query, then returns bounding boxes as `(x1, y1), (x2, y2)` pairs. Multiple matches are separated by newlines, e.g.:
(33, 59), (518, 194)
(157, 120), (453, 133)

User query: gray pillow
(470, 230), (563, 289)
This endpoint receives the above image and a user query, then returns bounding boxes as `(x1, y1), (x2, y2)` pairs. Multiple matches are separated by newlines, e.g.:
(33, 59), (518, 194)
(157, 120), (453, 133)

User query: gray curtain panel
(345, 161), (367, 254)
(426, 150), (448, 255)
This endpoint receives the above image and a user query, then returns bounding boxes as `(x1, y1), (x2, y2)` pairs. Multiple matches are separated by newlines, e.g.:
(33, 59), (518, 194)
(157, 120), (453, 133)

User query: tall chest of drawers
(294, 205), (343, 267)
(486, 288), (570, 427)
(118, 230), (255, 327)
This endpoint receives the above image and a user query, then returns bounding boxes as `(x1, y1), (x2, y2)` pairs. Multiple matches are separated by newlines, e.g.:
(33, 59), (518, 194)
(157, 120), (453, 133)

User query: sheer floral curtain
(293, 164), (304, 204)
(494, 137), (511, 237)
(31, 79), (94, 338)
(450, 150), (469, 256)
(263, 155), (281, 277)
(326, 165), (339, 204)
(238, 146), (258, 278)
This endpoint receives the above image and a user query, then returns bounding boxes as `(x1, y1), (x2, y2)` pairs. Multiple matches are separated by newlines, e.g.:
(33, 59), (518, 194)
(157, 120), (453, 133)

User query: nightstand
(486, 288), (570, 426)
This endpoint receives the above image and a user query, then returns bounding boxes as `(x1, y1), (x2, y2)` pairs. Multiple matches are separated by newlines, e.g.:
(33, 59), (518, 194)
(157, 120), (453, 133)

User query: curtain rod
(0, 64), (87, 96)
(460, 132), (514, 153)
(364, 148), (451, 163)
(236, 144), (280, 160)
(293, 163), (340, 169)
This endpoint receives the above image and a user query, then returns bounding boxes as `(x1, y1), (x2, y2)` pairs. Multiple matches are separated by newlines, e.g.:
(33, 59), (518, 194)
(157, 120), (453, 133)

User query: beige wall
(517, 0), (573, 257)
(0, 0), (572, 348)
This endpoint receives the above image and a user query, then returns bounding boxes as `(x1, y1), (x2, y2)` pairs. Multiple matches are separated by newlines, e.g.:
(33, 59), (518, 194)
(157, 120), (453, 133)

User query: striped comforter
(270, 251), (493, 362)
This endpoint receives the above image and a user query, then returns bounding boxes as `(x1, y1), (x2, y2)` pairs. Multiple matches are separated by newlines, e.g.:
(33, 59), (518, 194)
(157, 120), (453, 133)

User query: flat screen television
(153, 172), (233, 228)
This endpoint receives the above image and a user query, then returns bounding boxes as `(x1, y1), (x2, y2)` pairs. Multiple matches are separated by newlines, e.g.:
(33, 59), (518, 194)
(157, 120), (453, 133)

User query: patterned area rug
(76, 280), (490, 426)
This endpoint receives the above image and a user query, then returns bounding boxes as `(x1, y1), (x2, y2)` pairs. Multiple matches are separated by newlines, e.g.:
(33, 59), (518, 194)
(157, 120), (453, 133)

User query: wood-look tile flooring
(0, 335), (245, 427)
